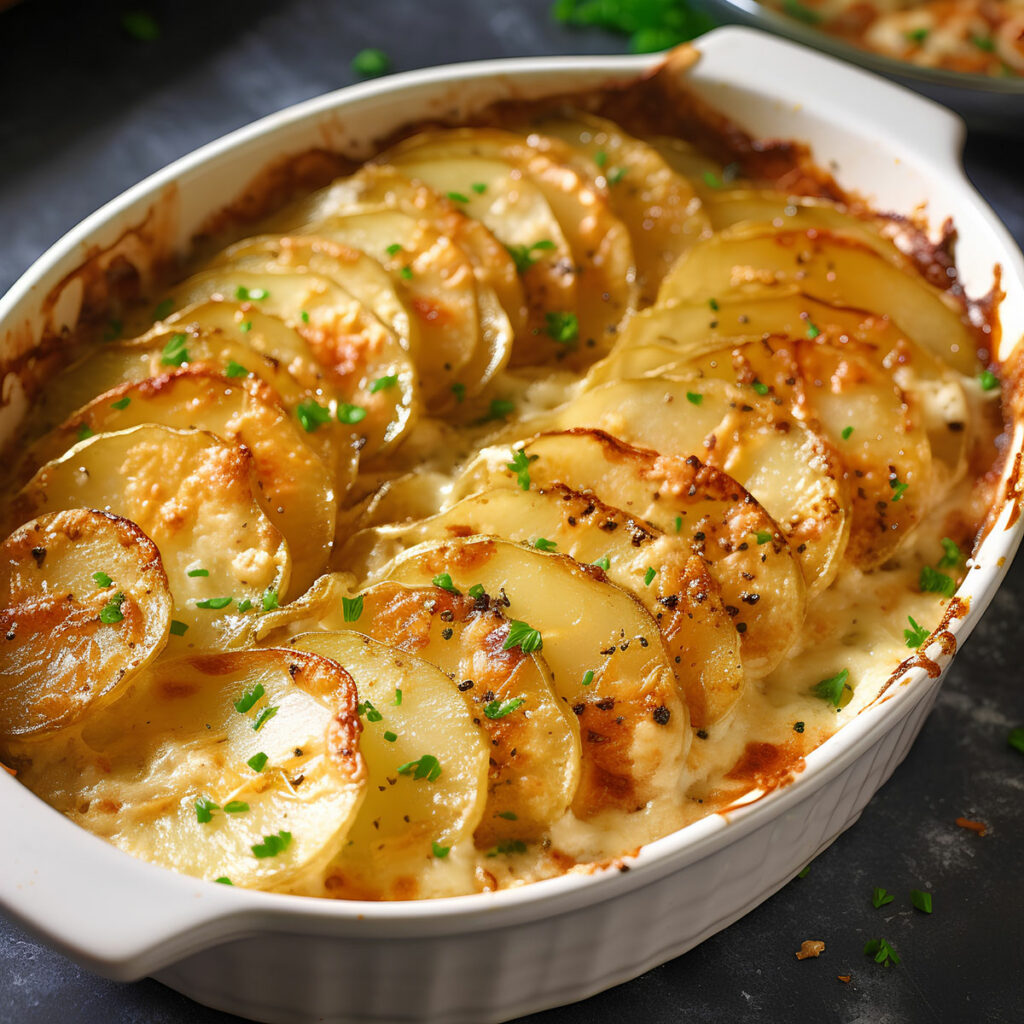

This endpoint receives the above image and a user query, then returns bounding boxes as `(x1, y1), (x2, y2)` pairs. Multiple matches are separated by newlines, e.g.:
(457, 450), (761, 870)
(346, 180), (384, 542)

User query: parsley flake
(905, 27), (929, 43)
(99, 592), (126, 624)
(110, 396), (131, 410)
(196, 597), (233, 610)
(484, 697), (525, 719)
(813, 668), (850, 707)
(160, 333), (189, 366)
(252, 830), (293, 859)
(432, 840), (450, 858)
(486, 398), (516, 421)
(225, 360), (250, 379)
(503, 620), (543, 654)
(751, 380), (770, 396)
(235, 285), (269, 302)
(805, 320), (821, 339)
(152, 299), (174, 321)
(545, 311), (579, 346)
(486, 839), (527, 857)
(593, 555), (610, 571)
(253, 706), (279, 732)
(506, 448), (538, 490)
(606, 166), (627, 186)
(533, 537), (557, 552)
(938, 537), (961, 568)
(920, 566), (956, 597)
(903, 616), (929, 649)
(872, 887), (895, 909)
(399, 266), (413, 281)
(383, 731), (398, 742)
(224, 801), (249, 814)
(784, 0), (823, 23)
(234, 684), (265, 714)
(674, 516), (683, 533)
(432, 572), (460, 594)
(393, 689), (402, 706)
(979, 369), (999, 391)
(582, 670), (595, 687)
(92, 571), (113, 588)
(342, 594), (364, 622)
(300, 310), (310, 324)
(797, 865), (811, 878)
(239, 321), (252, 334)
(357, 700), (383, 724)
(841, 426), (854, 440)
(505, 239), (556, 274)
(863, 938), (900, 967)
(643, 567), (657, 586)
(755, 530), (772, 545)
(77, 425), (94, 442)
(214, 876), (233, 885)
(1009, 728), (1024, 754)
(337, 402), (368, 425)
(187, 568), (209, 578)
(369, 374), (398, 393)
(261, 589), (279, 612)
(296, 400), (332, 433)
(451, 382), (466, 403)
(169, 620), (189, 636)
(446, 191), (470, 204)
(385, 243), (403, 257)
(467, 584), (485, 599)
(594, 150), (608, 168)
(702, 170), (722, 189)
(686, 391), (703, 405)
(247, 752), (268, 773)
(910, 889), (933, 913)
(398, 754), (442, 782)
(708, 297), (719, 311)
(890, 476), (909, 502)
(195, 797), (219, 823)
(237, 599), (252, 612)
(497, 811), (518, 820)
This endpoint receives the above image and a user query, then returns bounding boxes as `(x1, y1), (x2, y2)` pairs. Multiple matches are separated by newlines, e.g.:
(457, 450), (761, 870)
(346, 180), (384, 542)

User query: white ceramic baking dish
(1, 27), (1021, 1024)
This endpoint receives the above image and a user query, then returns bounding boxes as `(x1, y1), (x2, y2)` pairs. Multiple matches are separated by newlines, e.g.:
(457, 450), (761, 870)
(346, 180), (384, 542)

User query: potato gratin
(0, 69), (1006, 900)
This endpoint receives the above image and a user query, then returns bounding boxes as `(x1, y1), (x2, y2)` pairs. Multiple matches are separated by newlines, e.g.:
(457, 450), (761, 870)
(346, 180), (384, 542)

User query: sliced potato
(303, 210), (513, 403)
(0, 509), (171, 739)
(342, 486), (745, 726)
(527, 112), (709, 302)
(657, 225), (980, 375)
(6, 649), (365, 891)
(385, 129), (637, 365)
(6, 425), (290, 650)
(646, 135), (740, 202)
(161, 269), (418, 456)
(548, 378), (851, 595)
(27, 369), (335, 597)
(295, 579), (580, 847)
(289, 630), (488, 900)
(384, 537), (689, 821)
(268, 164), (528, 339)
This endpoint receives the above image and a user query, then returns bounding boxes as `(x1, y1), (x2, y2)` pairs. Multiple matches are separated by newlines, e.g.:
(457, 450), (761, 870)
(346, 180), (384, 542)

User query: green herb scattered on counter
(813, 668), (850, 707)
(92, 571), (113, 588)
(432, 841), (450, 858)
(247, 752), (269, 773)
(122, 10), (160, 41)
(551, 0), (713, 52)
(1008, 727), (1024, 754)
(797, 865), (811, 878)
(196, 597), (233, 610)
(195, 798), (219, 823)
(342, 595), (364, 622)
(872, 887), (895, 909)
(160, 332), (189, 366)
(919, 565), (956, 597)
(910, 889), (933, 913)
(234, 684), (265, 715)
(398, 754), (442, 782)
(484, 697), (525, 720)
(545, 311), (579, 346)
(864, 937), (900, 966)
(533, 537), (557, 552)
(351, 48), (391, 78)
(503, 619), (543, 654)
(369, 374), (398, 393)
(506, 448), (539, 491)
(296, 399), (332, 433)
(903, 616), (929, 649)
(252, 830), (293, 858)
(99, 592), (126, 624)
(505, 239), (555, 273)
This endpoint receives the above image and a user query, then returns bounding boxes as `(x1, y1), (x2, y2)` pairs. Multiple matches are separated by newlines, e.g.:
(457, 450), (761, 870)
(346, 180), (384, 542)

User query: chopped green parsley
(446, 191), (470, 204)
(841, 426), (854, 440)
(397, 754), (442, 782)
(686, 391), (703, 406)
(979, 369), (999, 391)
(451, 382), (466, 403)
(486, 398), (516, 421)
(261, 589), (279, 612)
(99, 592), (126, 624)
(342, 594), (364, 622)
(432, 840), (450, 858)
(357, 700), (383, 724)
(369, 374), (398, 393)
(593, 555), (611, 571)
(533, 537), (557, 552)
(92, 571), (113, 588)
(225, 360), (251, 379)
(385, 243), (403, 257)
(432, 572), (459, 594)
(890, 476), (909, 502)
(110, 396), (131, 410)
(247, 752), (269, 773)
(152, 298), (174, 321)
(484, 697), (525, 719)
(863, 937), (900, 967)
(235, 285), (269, 302)
(910, 889), (933, 914)
(252, 830), (293, 859)
(505, 239), (556, 274)
(643, 567), (657, 586)
(503, 619), (543, 654)
(253, 706), (279, 732)
(872, 887), (895, 909)
(196, 597), (233, 610)
(77, 425), (94, 442)
(169, 620), (189, 636)
(296, 400), (332, 433)
(506, 448), (538, 491)
(187, 568), (209, 578)
(223, 801), (249, 814)
(383, 731), (398, 743)
(160, 332), (190, 366)
(805, 320), (821, 339)
(905, 27), (929, 43)
(920, 566), (956, 597)
(783, 0), (823, 24)
(471, 182), (487, 194)
(337, 402), (368, 425)
(755, 530), (772, 545)
(399, 266), (413, 280)
(813, 668), (850, 707)
(195, 797), (218, 823)
(545, 311), (579, 346)
(234, 683), (265, 715)
(606, 166), (627, 186)
(582, 670), (595, 687)
(938, 537), (961, 568)
(467, 584), (486, 600)
(751, 380), (770, 396)
(903, 616), (929, 649)
(486, 839), (527, 857)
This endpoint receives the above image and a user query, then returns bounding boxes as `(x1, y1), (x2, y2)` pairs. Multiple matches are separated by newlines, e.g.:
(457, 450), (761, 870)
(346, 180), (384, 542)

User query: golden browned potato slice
(605, 290), (971, 483)
(384, 537), (689, 822)
(383, 129), (638, 364)
(6, 649), (365, 891)
(446, 432), (801, 678)
(301, 210), (513, 404)
(526, 112), (709, 302)
(548, 378), (851, 596)
(288, 630), (488, 900)
(657, 225), (980, 375)
(268, 164), (528, 339)
(159, 269), (418, 456)
(28, 368), (336, 597)
(6, 425), (290, 650)
(341, 486), (744, 728)
(0, 509), (171, 739)
(288, 579), (579, 847)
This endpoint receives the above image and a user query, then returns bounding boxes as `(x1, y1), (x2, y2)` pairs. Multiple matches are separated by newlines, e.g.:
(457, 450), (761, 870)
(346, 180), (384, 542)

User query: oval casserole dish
(1, 26), (1022, 1024)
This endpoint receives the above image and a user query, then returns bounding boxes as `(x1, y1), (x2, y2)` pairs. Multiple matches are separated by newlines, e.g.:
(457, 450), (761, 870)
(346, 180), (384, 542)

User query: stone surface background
(1, 1), (1021, 1021)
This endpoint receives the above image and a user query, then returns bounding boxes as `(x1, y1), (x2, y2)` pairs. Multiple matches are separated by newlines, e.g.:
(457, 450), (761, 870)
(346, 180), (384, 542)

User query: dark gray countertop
(1, 1), (1022, 1021)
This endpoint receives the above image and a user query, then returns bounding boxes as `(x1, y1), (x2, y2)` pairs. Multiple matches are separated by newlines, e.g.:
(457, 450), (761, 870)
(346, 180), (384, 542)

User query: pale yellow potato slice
(302, 210), (512, 403)
(296, 579), (579, 847)
(384, 537), (689, 821)
(0, 509), (171, 739)
(288, 630), (488, 900)
(343, 486), (744, 727)
(605, 291), (971, 482)
(547, 378), (851, 596)
(214, 235), (419, 362)
(444, 433), (801, 679)
(6, 649), (365, 891)
(6, 425), (290, 650)
(385, 129), (637, 366)
(29, 368), (335, 597)
(161, 268), (418, 456)
(526, 112), (709, 302)
(267, 164), (528, 339)
(657, 225), (980, 375)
